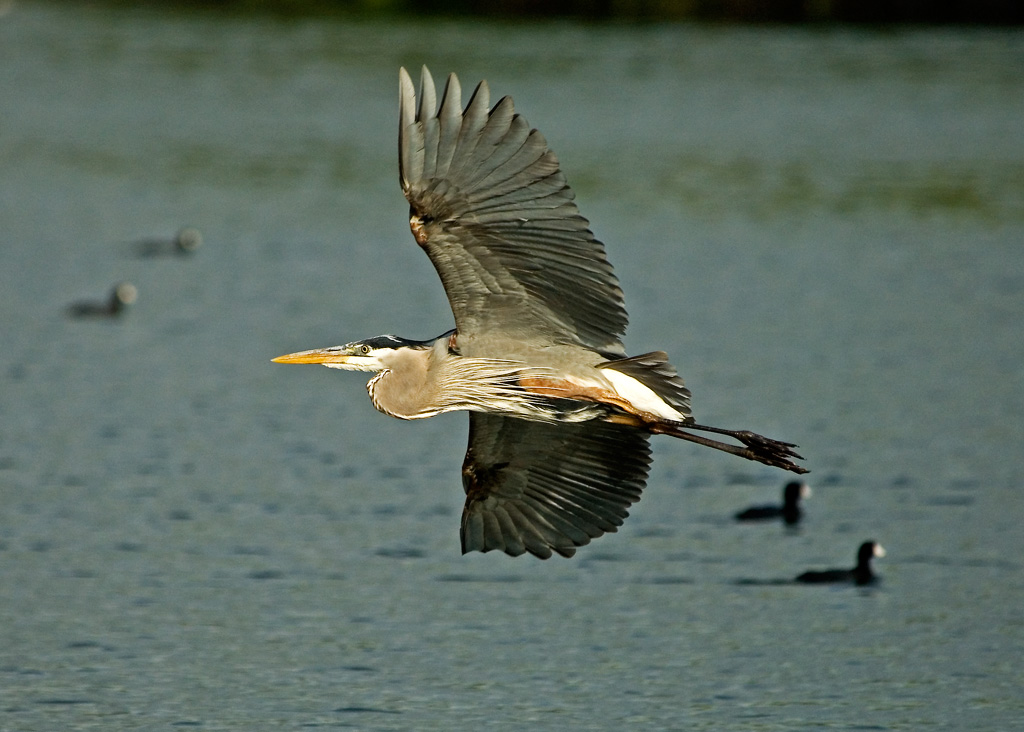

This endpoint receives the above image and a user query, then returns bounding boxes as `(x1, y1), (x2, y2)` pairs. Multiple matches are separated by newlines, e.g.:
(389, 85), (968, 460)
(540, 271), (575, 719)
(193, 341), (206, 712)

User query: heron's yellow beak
(274, 343), (382, 371)
(272, 348), (350, 365)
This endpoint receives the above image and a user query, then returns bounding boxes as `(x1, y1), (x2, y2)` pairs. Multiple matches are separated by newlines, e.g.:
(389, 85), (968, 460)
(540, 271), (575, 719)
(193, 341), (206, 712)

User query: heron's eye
(359, 345), (371, 355)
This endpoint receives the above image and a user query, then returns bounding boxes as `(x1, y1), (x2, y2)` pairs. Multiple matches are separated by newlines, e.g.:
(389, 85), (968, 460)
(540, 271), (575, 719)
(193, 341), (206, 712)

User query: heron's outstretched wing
(460, 413), (651, 559)
(399, 66), (628, 357)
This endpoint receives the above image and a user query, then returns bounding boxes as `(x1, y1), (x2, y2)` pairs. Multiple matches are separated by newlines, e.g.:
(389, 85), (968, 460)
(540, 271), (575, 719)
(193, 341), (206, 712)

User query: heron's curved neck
(367, 367), (427, 420)
(365, 336), (552, 421)
(364, 336), (451, 419)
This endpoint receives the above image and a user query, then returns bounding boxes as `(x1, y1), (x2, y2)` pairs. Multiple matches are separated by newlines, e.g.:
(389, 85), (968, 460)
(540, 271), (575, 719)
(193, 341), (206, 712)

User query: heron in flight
(274, 67), (807, 559)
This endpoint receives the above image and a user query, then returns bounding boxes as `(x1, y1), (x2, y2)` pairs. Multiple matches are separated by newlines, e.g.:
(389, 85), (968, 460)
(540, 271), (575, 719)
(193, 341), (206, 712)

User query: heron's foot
(730, 430), (807, 474)
(669, 422), (808, 474)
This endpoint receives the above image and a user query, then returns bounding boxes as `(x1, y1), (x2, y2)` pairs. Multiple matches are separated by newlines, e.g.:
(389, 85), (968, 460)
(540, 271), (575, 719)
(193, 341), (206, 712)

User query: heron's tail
(596, 351), (692, 418)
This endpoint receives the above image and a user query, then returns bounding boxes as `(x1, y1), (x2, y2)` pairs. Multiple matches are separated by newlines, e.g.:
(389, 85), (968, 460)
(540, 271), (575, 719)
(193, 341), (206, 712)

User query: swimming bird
(795, 541), (885, 585)
(66, 282), (138, 318)
(735, 480), (811, 524)
(274, 67), (807, 559)
(133, 227), (203, 257)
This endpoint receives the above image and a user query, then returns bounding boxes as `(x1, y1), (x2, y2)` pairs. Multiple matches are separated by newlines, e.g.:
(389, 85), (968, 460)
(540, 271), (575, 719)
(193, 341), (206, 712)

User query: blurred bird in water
(133, 227), (203, 257)
(735, 480), (811, 525)
(66, 282), (137, 318)
(796, 541), (885, 585)
(275, 67), (807, 559)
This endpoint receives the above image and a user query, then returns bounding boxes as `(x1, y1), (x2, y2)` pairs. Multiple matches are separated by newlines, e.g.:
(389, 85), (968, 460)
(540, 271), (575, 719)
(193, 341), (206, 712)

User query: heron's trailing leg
(646, 420), (808, 474)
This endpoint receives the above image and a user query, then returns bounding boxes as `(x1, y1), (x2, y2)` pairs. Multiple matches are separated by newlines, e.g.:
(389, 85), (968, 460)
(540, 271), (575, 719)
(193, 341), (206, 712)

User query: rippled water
(2, 4), (1023, 729)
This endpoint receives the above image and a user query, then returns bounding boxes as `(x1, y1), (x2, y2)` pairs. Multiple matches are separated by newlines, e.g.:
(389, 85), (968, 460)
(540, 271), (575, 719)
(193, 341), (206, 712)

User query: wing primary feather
(504, 503), (568, 552)
(460, 512), (484, 554)
(417, 65), (437, 122)
(493, 508), (526, 556)
(459, 106), (531, 190)
(480, 511), (508, 554)
(434, 73), (463, 181)
(418, 67), (439, 181)
(398, 67), (420, 191)
(449, 80), (491, 178)
(458, 96), (520, 188)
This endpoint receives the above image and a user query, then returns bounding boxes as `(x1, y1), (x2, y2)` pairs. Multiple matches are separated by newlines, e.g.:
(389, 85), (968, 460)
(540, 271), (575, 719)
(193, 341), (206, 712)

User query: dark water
(2, 3), (1023, 729)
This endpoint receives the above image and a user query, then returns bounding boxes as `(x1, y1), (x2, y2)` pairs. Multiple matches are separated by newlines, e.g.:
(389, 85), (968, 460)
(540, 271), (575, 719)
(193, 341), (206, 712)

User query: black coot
(66, 282), (137, 318)
(796, 541), (885, 585)
(134, 227), (202, 257)
(735, 481), (810, 525)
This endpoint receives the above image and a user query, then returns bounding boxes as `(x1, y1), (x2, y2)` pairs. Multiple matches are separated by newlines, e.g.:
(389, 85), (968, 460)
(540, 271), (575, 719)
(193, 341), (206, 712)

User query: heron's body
(275, 67), (806, 559)
(294, 330), (690, 425)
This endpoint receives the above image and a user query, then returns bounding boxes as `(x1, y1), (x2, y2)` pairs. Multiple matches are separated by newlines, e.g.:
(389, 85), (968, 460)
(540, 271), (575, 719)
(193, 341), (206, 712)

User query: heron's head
(273, 335), (425, 372)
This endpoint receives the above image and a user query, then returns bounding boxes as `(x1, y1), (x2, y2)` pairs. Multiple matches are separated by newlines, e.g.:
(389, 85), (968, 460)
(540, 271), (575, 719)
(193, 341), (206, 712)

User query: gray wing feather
(460, 413), (652, 559)
(399, 66), (628, 356)
(417, 70), (439, 181)
(450, 78), (491, 176)
(434, 73), (462, 181)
